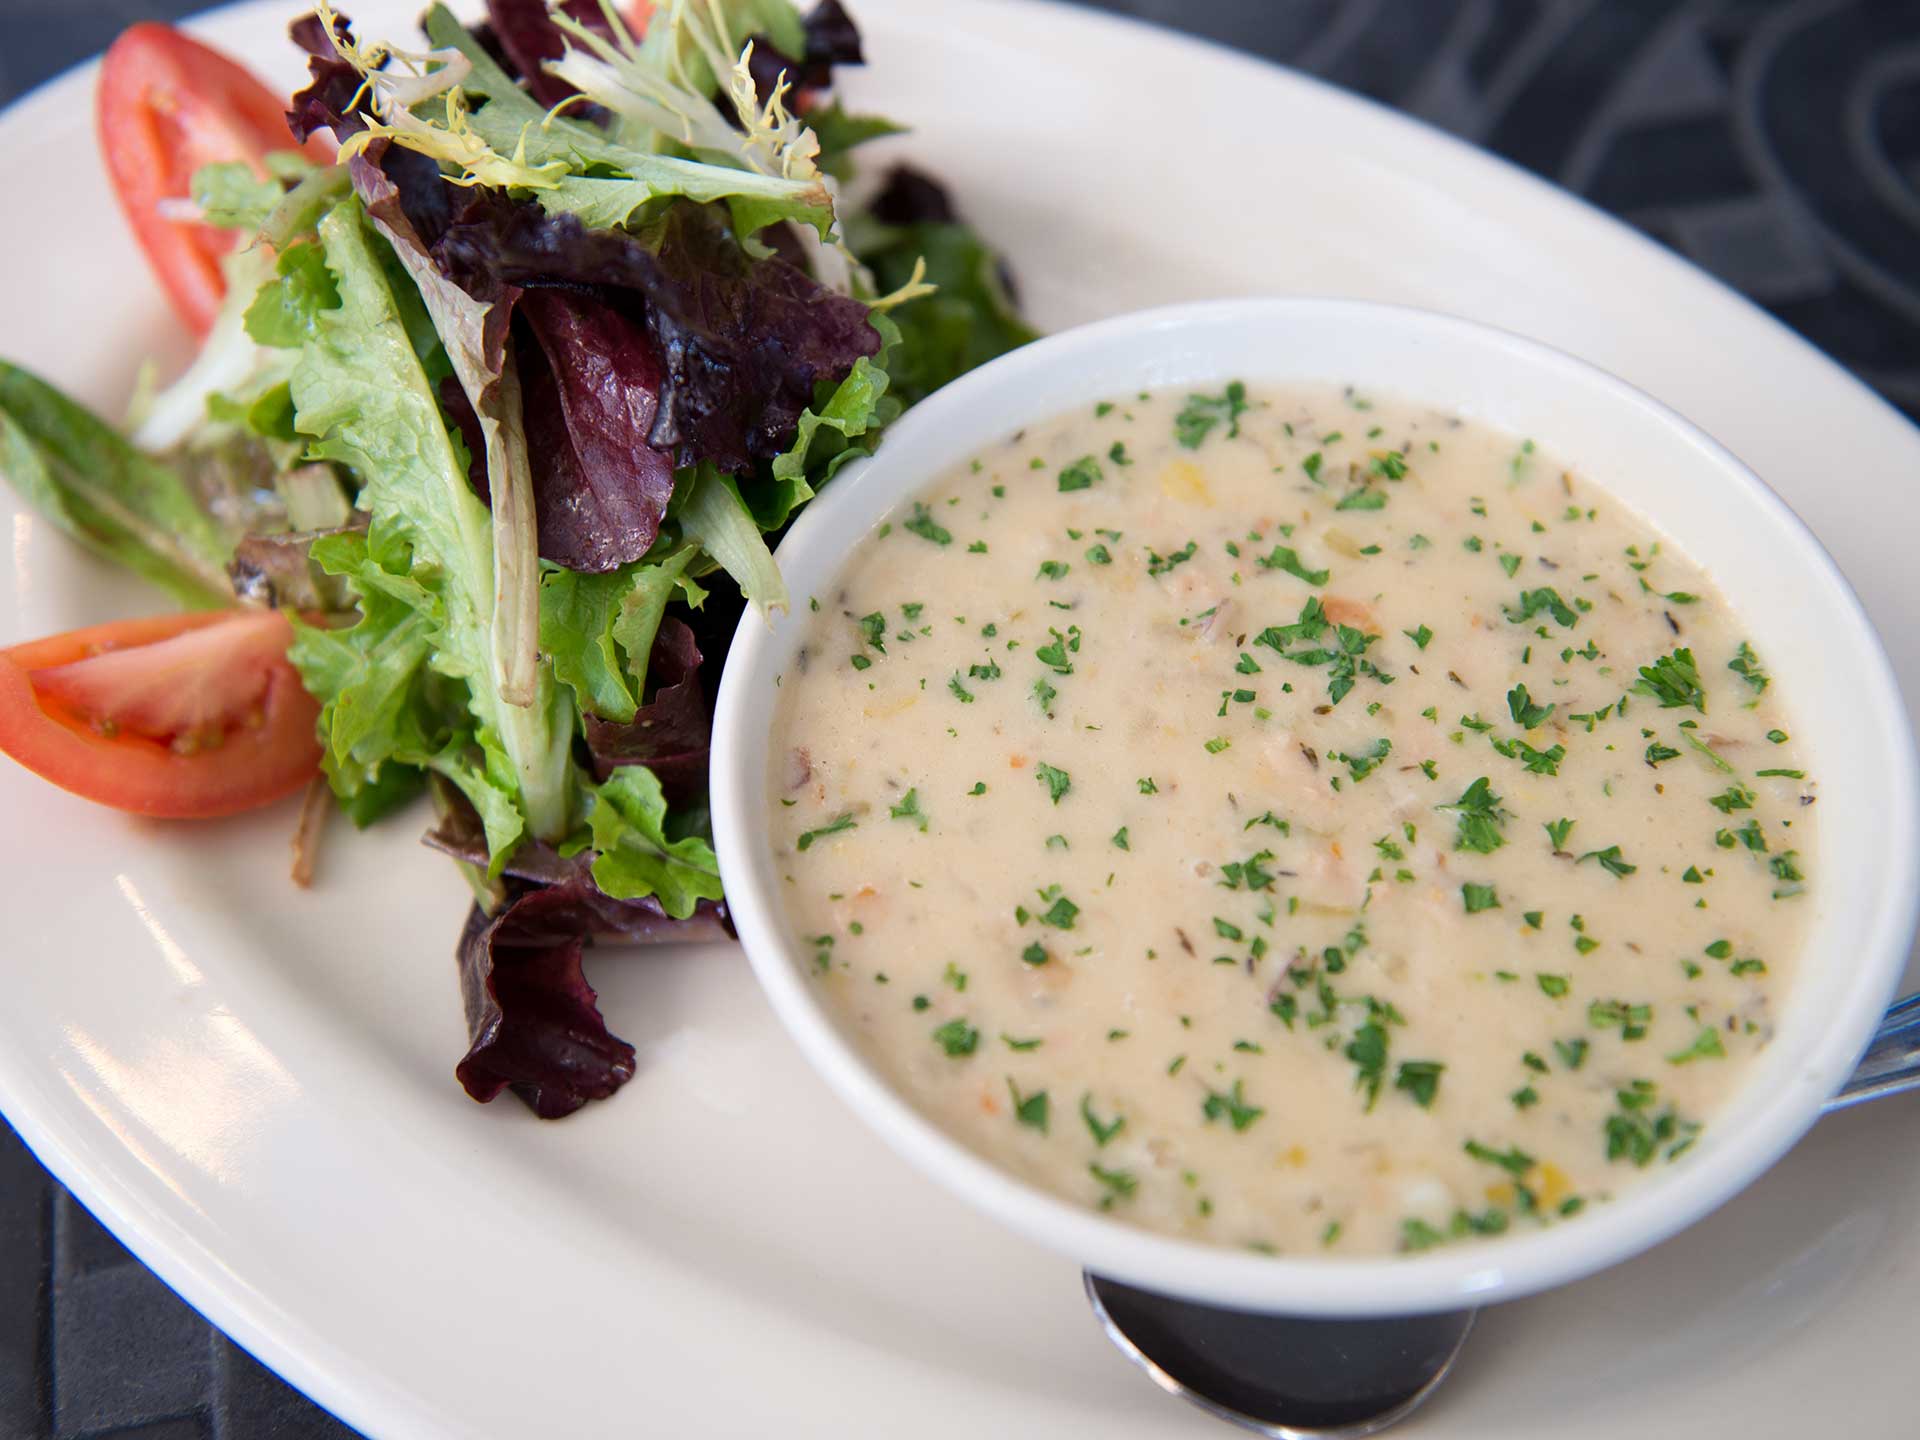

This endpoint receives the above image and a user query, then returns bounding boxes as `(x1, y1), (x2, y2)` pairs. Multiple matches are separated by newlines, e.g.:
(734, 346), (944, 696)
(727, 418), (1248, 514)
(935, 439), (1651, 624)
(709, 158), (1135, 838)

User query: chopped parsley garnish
(857, 612), (887, 652)
(903, 502), (952, 546)
(1605, 1082), (1699, 1166)
(1036, 887), (1079, 929)
(931, 1019), (978, 1057)
(1335, 738), (1392, 781)
(1394, 1059), (1445, 1108)
(1633, 647), (1706, 712)
(1345, 1023), (1389, 1109)
(1034, 762), (1072, 804)
(1589, 998), (1653, 1041)
(1439, 776), (1507, 853)
(1201, 1078), (1265, 1132)
(1257, 545), (1330, 585)
(1637, 577), (1699, 604)
(1644, 740), (1681, 766)
(1111, 826), (1130, 851)
(1401, 1218), (1447, 1251)
(1021, 942), (1049, 966)
(1007, 1080), (1050, 1132)
(1035, 626), (1078, 673)
(1728, 641), (1769, 696)
(1667, 1027), (1727, 1065)
(1463, 1140), (1534, 1177)
(1254, 596), (1391, 706)
(1507, 683), (1554, 729)
(1174, 382), (1249, 448)
(1088, 1163), (1137, 1208)
(947, 674), (974, 703)
(1405, 623), (1434, 650)
(1491, 736), (1566, 775)
(1035, 560), (1070, 581)
(1081, 1095), (1126, 1146)
(796, 812), (857, 851)
(889, 789), (928, 831)
(1057, 455), (1102, 492)
(1335, 484), (1388, 511)
(1708, 783), (1755, 814)
(1501, 587), (1579, 628)
(1578, 845), (1636, 878)
(1147, 540), (1199, 577)
(1461, 882), (1501, 914)
(1537, 973), (1570, 998)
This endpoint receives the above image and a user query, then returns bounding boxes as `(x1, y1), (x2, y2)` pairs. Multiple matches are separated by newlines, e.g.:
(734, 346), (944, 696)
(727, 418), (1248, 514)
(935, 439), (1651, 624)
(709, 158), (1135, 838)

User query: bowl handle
(1824, 993), (1920, 1113)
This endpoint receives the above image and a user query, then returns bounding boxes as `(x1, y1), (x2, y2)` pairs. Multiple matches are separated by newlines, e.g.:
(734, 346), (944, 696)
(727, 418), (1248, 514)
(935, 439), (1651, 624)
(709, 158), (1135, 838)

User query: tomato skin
(0, 611), (322, 820)
(96, 24), (331, 335)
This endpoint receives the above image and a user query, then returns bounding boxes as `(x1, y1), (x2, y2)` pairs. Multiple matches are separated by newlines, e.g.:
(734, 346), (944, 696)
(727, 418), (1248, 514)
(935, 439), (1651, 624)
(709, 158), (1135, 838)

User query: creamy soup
(766, 382), (1814, 1256)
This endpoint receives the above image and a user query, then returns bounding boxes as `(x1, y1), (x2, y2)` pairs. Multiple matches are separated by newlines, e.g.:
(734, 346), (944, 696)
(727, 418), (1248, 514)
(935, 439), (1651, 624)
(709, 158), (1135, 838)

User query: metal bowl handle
(1824, 992), (1920, 1113)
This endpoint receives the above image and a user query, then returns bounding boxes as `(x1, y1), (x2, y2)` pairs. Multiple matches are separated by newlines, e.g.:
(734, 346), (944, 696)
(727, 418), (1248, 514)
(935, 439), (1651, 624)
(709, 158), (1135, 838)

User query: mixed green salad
(0, 0), (1034, 1116)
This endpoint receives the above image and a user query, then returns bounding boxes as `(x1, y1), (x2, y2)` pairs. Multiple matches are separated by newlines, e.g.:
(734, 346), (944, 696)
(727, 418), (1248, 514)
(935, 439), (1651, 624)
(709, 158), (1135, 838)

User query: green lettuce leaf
(291, 528), (526, 865)
(588, 765), (725, 919)
(356, 155), (540, 709)
(192, 161), (288, 232)
(755, 310), (902, 530)
(851, 218), (1038, 409)
(245, 240), (342, 349)
(0, 362), (235, 607)
(290, 198), (573, 846)
(128, 245), (294, 454)
(610, 544), (701, 695)
(807, 102), (906, 181)
(675, 466), (787, 615)
(540, 567), (642, 724)
(541, 539), (708, 723)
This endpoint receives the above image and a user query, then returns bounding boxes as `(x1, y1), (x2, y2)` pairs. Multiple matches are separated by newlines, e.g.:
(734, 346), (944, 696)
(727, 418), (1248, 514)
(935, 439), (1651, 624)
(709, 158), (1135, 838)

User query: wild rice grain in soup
(768, 382), (1814, 1256)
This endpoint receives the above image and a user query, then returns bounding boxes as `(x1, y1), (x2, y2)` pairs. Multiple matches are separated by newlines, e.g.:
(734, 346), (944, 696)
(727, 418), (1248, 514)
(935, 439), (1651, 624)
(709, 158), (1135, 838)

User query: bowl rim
(710, 296), (1920, 1315)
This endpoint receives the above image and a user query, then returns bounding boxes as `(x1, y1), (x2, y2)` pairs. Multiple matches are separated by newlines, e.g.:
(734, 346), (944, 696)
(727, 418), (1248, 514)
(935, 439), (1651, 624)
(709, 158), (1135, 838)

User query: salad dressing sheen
(767, 382), (1813, 1256)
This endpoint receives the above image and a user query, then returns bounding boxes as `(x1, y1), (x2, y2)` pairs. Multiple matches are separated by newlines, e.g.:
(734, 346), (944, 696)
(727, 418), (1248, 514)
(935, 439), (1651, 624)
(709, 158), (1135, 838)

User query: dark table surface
(2, 1), (1917, 1436)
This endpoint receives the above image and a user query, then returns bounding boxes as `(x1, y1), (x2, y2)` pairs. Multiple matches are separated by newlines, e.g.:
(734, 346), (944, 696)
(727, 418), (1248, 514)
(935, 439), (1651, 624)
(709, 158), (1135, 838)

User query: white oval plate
(2, 2), (1917, 1437)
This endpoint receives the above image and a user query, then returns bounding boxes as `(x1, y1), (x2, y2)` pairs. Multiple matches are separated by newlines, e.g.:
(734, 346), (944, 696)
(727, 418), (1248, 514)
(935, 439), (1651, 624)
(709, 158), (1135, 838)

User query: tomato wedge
(97, 23), (332, 335)
(0, 611), (322, 819)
